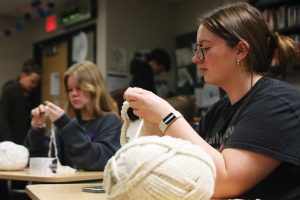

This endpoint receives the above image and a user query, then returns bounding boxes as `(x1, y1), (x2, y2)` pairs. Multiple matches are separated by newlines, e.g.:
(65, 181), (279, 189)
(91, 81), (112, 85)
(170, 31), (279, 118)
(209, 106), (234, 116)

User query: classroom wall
(175, 0), (246, 35)
(0, 17), (36, 89)
(0, 0), (300, 94)
(106, 0), (177, 92)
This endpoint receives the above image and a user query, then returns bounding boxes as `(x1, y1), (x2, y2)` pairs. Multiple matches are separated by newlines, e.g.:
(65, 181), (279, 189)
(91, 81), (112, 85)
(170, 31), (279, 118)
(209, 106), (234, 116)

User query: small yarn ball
(103, 136), (216, 200)
(0, 141), (29, 170)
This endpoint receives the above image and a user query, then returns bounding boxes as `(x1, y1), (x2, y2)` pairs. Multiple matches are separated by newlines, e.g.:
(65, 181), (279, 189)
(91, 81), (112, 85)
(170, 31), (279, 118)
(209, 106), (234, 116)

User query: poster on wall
(50, 72), (60, 97)
(110, 47), (127, 73)
(72, 32), (88, 63)
(175, 47), (196, 95)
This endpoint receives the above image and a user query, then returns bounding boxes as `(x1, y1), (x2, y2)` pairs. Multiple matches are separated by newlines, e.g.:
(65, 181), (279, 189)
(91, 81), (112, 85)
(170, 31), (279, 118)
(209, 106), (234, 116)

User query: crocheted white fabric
(104, 136), (216, 200)
(0, 141), (29, 171)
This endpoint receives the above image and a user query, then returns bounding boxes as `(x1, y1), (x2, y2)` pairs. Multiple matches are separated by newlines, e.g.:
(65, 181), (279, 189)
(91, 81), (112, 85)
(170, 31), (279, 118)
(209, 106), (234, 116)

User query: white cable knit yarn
(0, 141), (29, 170)
(104, 136), (216, 200)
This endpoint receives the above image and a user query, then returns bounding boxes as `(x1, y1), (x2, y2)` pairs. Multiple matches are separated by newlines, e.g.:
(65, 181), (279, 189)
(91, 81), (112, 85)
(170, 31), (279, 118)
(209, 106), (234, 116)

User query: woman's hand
(124, 87), (175, 124)
(45, 101), (65, 122)
(31, 104), (47, 127)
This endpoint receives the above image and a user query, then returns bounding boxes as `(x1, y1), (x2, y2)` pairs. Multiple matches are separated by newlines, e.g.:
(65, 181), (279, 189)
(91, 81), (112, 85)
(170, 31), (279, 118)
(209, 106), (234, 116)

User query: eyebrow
(198, 40), (211, 45)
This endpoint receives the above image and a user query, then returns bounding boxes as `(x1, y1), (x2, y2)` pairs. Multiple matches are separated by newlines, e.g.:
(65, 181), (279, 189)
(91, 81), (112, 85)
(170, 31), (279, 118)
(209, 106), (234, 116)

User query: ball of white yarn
(104, 136), (216, 200)
(0, 141), (29, 170)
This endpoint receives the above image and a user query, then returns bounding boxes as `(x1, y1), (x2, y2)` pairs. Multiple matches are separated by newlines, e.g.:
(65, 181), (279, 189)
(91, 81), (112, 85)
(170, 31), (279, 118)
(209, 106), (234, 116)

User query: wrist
(159, 111), (182, 134)
(31, 121), (46, 129)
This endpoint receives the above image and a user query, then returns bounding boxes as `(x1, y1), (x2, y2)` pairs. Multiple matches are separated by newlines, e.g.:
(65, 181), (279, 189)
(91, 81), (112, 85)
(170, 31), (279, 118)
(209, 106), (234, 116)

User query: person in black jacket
(0, 59), (40, 144)
(25, 61), (121, 171)
(0, 59), (40, 199)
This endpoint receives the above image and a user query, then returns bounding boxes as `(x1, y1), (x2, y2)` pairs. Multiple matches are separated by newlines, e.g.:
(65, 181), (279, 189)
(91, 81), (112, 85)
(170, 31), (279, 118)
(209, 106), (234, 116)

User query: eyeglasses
(193, 44), (206, 61)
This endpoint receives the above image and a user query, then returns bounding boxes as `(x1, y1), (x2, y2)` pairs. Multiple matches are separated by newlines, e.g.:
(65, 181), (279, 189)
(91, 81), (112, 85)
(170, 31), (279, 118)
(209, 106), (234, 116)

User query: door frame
(32, 24), (97, 103)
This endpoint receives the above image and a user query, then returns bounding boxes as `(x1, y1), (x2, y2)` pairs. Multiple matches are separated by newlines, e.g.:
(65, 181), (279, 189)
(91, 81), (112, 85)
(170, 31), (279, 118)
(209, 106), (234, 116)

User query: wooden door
(41, 41), (68, 130)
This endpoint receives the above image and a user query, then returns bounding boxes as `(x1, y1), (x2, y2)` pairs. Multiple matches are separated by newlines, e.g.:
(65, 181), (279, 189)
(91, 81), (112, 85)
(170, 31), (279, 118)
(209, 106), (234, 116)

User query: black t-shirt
(198, 76), (300, 199)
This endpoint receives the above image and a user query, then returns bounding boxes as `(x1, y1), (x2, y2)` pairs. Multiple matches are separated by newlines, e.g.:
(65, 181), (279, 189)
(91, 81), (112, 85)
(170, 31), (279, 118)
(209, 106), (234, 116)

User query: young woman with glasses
(124, 2), (300, 199)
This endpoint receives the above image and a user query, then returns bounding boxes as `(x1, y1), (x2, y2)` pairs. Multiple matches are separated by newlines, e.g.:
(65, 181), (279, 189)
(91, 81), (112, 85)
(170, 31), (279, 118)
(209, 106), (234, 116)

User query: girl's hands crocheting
(45, 101), (65, 122)
(31, 104), (47, 128)
(124, 87), (174, 124)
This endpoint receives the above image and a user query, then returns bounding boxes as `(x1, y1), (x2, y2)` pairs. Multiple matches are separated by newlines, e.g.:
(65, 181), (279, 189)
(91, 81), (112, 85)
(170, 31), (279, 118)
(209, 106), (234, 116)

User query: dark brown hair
(198, 2), (298, 78)
(22, 58), (40, 75)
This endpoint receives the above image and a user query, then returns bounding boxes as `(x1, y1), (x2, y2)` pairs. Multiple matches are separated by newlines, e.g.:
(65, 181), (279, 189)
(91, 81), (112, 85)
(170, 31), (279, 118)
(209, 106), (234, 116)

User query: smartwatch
(159, 111), (182, 133)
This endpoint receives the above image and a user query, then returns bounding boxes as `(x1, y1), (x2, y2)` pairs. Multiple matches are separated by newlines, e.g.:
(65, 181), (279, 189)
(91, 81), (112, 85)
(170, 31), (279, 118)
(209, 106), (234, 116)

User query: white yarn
(48, 124), (76, 173)
(104, 136), (216, 200)
(0, 141), (29, 170)
(120, 101), (144, 146)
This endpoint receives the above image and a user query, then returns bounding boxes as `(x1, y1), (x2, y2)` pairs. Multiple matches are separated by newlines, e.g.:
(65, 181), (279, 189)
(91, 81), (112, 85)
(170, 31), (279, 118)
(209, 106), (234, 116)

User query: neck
(80, 109), (94, 120)
(222, 73), (262, 105)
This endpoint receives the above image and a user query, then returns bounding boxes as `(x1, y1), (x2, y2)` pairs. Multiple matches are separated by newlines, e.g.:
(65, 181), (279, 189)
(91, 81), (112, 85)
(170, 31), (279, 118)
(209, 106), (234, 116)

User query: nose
(192, 53), (201, 64)
(70, 88), (79, 96)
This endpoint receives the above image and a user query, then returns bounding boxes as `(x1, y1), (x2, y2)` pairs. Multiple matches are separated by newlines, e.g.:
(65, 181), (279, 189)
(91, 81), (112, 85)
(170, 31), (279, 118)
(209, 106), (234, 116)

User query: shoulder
(2, 80), (18, 91)
(249, 77), (300, 110)
(255, 77), (300, 97)
(103, 112), (121, 121)
(1, 80), (20, 98)
(90, 113), (121, 135)
(95, 113), (121, 125)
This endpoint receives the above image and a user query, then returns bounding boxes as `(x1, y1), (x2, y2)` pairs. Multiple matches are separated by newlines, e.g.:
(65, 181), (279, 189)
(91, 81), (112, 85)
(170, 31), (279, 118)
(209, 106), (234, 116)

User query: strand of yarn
(48, 123), (76, 173)
(120, 101), (144, 146)
(48, 123), (59, 163)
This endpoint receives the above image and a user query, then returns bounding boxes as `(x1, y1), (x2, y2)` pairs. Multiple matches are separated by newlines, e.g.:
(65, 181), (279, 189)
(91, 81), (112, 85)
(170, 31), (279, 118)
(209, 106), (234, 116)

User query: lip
(71, 100), (81, 104)
(200, 68), (208, 73)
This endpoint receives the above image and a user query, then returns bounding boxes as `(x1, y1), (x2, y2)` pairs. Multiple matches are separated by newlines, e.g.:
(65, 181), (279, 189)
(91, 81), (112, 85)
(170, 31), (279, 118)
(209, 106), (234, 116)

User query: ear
(236, 40), (249, 60)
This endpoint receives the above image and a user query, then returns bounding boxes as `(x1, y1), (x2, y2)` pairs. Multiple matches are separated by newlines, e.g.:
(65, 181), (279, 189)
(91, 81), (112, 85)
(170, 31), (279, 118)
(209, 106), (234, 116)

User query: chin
(203, 77), (211, 84)
(203, 76), (218, 85)
(71, 104), (83, 109)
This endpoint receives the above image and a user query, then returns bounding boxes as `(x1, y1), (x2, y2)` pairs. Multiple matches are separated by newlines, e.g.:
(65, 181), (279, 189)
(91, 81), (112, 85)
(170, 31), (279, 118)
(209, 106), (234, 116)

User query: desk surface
(26, 183), (106, 200)
(0, 169), (103, 182)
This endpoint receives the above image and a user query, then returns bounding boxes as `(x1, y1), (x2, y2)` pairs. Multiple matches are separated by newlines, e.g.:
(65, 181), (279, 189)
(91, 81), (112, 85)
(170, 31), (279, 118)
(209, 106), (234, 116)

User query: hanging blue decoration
(15, 22), (23, 30)
(32, 0), (56, 19)
(43, 8), (52, 17)
(36, 6), (45, 18)
(1, 0), (56, 37)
